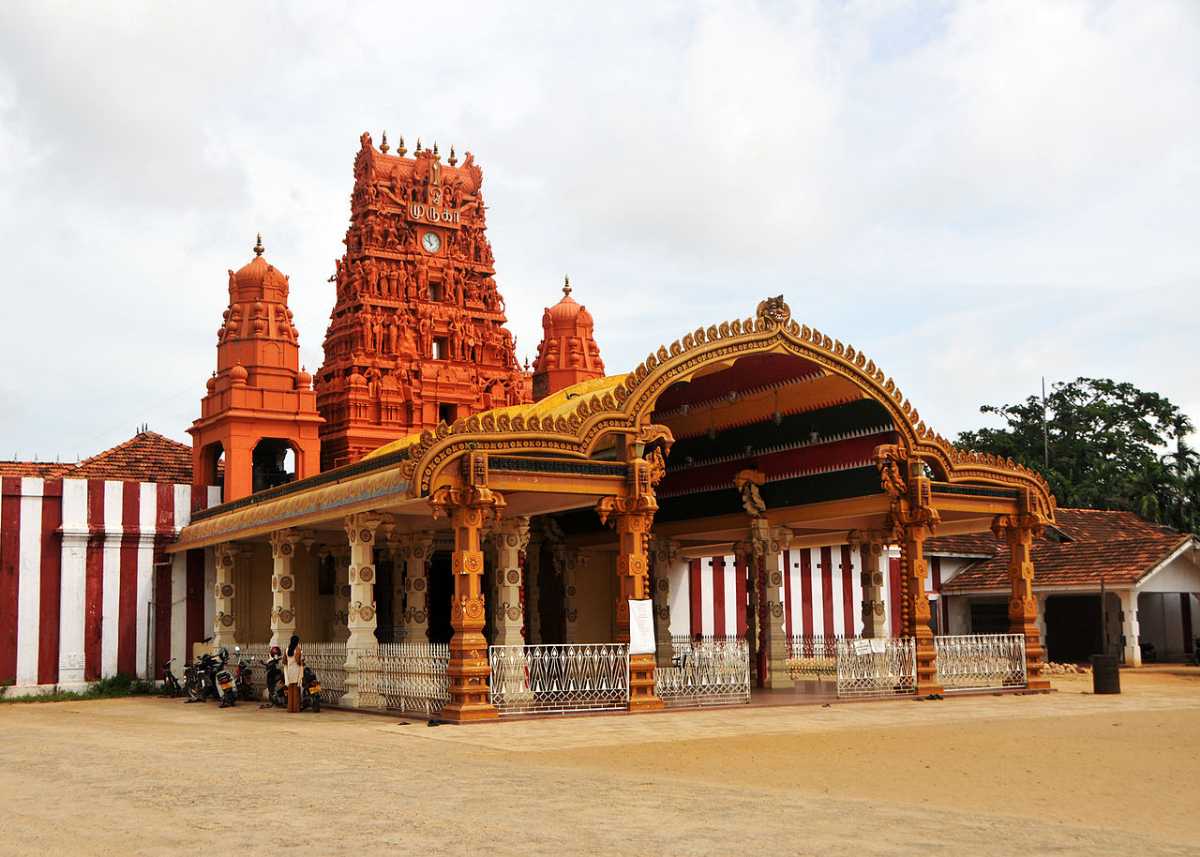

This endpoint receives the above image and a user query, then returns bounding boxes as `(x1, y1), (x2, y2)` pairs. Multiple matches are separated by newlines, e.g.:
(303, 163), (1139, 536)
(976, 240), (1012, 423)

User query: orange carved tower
(315, 133), (531, 470)
(189, 236), (323, 501)
(531, 277), (605, 400)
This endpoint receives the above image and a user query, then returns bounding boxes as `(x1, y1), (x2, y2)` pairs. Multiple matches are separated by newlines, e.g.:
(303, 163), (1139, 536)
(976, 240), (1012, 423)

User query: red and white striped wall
(666, 546), (958, 640)
(0, 477), (220, 692)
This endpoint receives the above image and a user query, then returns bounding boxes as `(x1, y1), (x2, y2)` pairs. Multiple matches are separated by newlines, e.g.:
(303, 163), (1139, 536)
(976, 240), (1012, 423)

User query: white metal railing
(489, 644), (629, 715)
(671, 635), (742, 663)
(234, 643), (271, 698)
(934, 634), (1027, 691)
(835, 637), (916, 697)
(357, 642), (450, 715)
(787, 635), (843, 679)
(657, 638), (750, 707)
(301, 642), (348, 705)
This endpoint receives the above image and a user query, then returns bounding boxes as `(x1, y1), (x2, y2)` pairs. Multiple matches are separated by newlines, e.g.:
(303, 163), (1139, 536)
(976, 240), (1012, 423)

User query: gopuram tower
(531, 277), (605, 400)
(315, 132), (531, 470)
(190, 236), (323, 501)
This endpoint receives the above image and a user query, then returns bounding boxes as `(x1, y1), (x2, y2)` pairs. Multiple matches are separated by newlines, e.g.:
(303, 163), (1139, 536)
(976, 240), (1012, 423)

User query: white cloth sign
(628, 599), (656, 655)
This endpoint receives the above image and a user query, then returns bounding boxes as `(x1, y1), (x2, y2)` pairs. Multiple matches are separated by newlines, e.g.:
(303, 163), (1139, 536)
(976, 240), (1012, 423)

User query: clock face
(422, 231), (441, 253)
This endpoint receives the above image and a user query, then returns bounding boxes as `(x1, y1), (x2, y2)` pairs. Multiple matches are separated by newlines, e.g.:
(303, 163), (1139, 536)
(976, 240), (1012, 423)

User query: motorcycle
(233, 647), (256, 701)
(214, 649), (237, 708)
(161, 657), (181, 697)
(260, 648), (287, 708)
(184, 652), (217, 703)
(301, 663), (322, 713)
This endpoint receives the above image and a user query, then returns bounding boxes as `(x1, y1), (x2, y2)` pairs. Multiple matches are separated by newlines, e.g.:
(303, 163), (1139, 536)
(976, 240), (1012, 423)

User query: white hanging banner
(628, 599), (656, 656)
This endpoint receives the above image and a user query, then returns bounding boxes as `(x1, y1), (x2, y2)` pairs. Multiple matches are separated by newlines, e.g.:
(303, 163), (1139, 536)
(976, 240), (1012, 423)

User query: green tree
(956, 378), (1199, 534)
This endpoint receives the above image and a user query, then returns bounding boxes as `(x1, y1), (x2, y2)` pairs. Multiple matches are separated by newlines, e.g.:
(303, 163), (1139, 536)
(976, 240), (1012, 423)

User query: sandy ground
(1, 671), (1199, 857)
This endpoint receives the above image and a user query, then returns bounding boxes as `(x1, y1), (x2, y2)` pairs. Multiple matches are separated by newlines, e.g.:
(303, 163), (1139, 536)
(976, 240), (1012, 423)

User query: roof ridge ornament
(563, 275), (571, 297)
(756, 295), (789, 326)
(253, 233), (264, 257)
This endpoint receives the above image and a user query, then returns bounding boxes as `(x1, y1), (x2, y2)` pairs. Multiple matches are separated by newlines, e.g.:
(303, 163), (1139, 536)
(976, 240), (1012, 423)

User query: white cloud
(0, 0), (1197, 460)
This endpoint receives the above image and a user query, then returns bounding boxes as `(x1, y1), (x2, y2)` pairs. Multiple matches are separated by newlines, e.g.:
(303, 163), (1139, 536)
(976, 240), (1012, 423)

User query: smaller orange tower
(189, 236), (323, 501)
(531, 276), (605, 400)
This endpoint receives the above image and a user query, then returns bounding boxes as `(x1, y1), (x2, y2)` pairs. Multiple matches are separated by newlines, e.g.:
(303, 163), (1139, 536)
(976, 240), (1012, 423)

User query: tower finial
(254, 233), (264, 257)
(563, 275), (571, 297)
(415, 138), (422, 153)
(448, 146), (457, 166)
(380, 131), (390, 154)
(397, 135), (407, 157)
(433, 141), (439, 158)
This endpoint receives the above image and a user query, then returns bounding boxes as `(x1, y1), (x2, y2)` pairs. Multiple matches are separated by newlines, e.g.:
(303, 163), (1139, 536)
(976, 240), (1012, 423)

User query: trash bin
(1091, 654), (1120, 694)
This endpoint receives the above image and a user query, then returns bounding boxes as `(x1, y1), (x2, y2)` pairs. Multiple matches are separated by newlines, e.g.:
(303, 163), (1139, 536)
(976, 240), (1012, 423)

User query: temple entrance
(1044, 595), (1103, 663)
(427, 550), (453, 644)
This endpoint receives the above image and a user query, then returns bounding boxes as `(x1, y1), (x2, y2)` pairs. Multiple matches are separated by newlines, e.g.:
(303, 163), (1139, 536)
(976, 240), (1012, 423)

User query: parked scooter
(260, 647), (287, 708)
(161, 657), (182, 697)
(233, 647), (256, 701)
(185, 651), (219, 703)
(301, 663), (322, 713)
(214, 648), (237, 708)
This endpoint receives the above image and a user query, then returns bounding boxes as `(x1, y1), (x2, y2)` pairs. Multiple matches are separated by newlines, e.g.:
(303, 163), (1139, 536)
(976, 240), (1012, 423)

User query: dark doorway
(373, 551), (395, 642)
(252, 438), (295, 493)
(1044, 595), (1103, 663)
(970, 602), (1009, 634)
(427, 550), (453, 644)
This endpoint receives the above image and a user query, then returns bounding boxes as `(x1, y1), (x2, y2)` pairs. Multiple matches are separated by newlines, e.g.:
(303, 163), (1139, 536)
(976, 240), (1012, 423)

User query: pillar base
(1025, 678), (1051, 691)
(628, 695), (665, 713)
(440, 701), (500, 722)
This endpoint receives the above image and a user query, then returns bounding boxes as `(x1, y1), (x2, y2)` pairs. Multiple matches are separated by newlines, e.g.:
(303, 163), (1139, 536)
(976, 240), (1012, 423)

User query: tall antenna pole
(1042, 376), (1050, 469)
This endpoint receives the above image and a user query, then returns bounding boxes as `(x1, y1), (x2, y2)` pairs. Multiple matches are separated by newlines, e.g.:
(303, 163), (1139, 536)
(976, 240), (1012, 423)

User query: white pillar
(212, 543), (238, 649)
(650, 537), (679, 668)
(1120, 589), (1142, 667)
(491, 517), (530, 646)
(554, 546), (582, 643)
(269, 529), (300, 649)
(401, 531), (434, 643)
(342, 513), (383, 707)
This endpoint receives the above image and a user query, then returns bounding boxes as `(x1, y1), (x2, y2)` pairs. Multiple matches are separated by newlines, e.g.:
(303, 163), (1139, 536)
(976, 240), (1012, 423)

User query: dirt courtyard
(2, 671), (1198, 857)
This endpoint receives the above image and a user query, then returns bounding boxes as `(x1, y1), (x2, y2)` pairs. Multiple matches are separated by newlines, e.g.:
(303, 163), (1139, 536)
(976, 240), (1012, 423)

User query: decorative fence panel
(657, 639), (750, 707)
(835, 637), (916, 697)
(302, 642), (348, 706)
(234, 643), (271, 699)
(787, 635), (843, 680)
(934, 634), (1027, 691)
(357, 642), (450, 715)
(489, 644), (629, 715)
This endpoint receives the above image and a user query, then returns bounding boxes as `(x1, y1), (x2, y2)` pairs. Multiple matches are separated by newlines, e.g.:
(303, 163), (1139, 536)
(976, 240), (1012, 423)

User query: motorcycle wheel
(222, 691), (236, 708)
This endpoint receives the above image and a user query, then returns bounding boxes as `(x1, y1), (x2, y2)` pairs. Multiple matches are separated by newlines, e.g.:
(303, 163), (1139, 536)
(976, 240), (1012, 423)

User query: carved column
(993, 512), (1050, 689)
(400, 531), (434, 643)
(525, 533), (543, 644)
(332, 547), (350, 642)
(553, 546), (581, 644)
(268, 529), (300, 648)
(491, 516), (530, 646)
(851, 530), (888, 639)
(430, 477), (504, 722)
(899, 518), (942, 695)
(342, 512), (383, 708)
(734, 540), (758, 684)
(213, 543), (238, 649)
(650, 537), (678, 668)
(751, 520), (792, 689)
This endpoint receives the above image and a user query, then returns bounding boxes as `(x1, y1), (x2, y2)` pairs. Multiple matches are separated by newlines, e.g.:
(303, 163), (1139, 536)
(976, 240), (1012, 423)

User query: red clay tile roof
(0, 431), (195, 484)
(940, 508), (1195, 592)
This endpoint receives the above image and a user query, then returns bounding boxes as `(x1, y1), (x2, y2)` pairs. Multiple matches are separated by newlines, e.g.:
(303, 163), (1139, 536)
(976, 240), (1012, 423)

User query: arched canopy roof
(395, 297), (1055, 519)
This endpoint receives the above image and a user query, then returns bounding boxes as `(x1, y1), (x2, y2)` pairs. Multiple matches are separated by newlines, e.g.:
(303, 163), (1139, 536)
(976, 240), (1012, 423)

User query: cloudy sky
(1, 1), (1197, 461)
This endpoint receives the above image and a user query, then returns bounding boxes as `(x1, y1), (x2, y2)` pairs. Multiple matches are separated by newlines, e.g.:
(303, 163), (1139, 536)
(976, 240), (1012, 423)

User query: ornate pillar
(342, 512), (383, 708)
(751, 520), (792, 689)
(649, 537), (678, 668)
(212, 543), (238, 649)
(400, 531), (434, 643)
(491, 516), (530, 646)
(597, 450), (666, 712)
(851, 530), (888, 639)
(525, 533), (543, 644)
(734, 540), (758, 683)
(993, 511), (1051, 689)
(268, 529), (300, 648)
(332, 547), (350, 642)
(552, 546), (581, 644)
(429, 466), (504, 722)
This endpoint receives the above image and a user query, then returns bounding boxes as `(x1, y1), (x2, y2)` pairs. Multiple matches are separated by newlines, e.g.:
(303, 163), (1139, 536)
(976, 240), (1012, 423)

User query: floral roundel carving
(220, 614), (234, 626)
(566, 609), (578, 622)
(280, 543), (294, 557)
(657, 578), (669, 593)
(279, 575), (293, 591)
(771, 603), (784, 618)
(278, 609), (294, 624)
(464, 554), (483, 574)
(567, 585), (577, 597)
(413, 578), (426, 592)
(220, 583), (235, 598)
(221, 555), (234, 569)
(506, 569), (520, 585)
(359, 528), (374, 543)
(340, 584), (352, 599)
(412, 609), (426, 624)
(465, 598), (485, 620)
(359, 606), (375, 623)
(770, 572), (782, 587)
(506, 607), (521, 621)
(359, 566), (374, 584)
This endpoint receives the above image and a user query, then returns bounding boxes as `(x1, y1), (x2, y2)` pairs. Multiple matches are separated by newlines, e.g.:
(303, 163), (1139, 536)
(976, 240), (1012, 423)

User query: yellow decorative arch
(399, 297), (1055, 519)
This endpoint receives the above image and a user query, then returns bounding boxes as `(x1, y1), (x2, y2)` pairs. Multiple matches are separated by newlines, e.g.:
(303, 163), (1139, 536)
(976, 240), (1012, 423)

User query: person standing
(284, 634), (303, 713)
